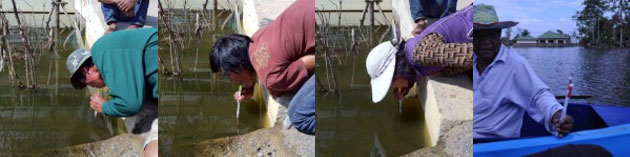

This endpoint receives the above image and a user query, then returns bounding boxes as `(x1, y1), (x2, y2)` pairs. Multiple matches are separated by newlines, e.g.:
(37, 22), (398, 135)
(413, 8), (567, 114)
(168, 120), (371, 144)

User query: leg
(101, 3), (118, 34)
(440, 0), (457, 18)
(275, 91), (296, 129)
(288, 75), (315, 135)
(143, 119), (158, 157)
(409, 0), (425, 22)
(130, 0), (150, 28)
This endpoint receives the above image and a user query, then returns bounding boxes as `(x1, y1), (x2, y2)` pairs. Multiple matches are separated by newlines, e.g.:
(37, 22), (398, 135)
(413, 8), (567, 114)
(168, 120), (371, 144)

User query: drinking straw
(398, 88), (402, 113)
(561, 77), (573, 120)
(237, 85), (242, 121)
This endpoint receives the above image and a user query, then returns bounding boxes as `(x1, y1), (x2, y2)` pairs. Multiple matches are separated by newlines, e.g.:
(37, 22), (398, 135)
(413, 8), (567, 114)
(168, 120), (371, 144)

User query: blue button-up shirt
(473, 45), (563, 138)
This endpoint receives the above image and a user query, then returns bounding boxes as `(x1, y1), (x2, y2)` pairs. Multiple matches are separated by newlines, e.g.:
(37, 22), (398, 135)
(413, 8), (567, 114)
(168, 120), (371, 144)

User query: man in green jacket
(66, 28), (158, 156)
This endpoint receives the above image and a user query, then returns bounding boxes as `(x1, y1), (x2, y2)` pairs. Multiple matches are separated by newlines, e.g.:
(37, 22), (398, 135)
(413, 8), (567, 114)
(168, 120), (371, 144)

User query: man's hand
(552, 111), (574, 137)
(234, 87), (254, 102)
(299, 54), (315, 74)
(118, 0), (138, 17)
(411, 19), (427, 36)
(90, 94), (106, 113)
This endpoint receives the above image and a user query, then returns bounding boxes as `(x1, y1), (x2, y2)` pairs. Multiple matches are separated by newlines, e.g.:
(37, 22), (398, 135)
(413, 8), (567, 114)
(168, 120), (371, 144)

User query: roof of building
(514, 35), (537, 41)
(538, 31), (571, 39)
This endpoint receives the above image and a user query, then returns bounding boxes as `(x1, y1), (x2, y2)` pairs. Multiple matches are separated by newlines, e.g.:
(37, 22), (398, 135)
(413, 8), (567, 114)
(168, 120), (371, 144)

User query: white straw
(237, 86), (241, 121)
(561, 77), (573, 120)
(398, 88), (402, 113)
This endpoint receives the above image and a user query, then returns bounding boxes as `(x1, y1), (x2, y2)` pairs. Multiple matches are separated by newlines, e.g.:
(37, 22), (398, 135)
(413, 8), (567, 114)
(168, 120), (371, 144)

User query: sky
(476, 0), (584, 38)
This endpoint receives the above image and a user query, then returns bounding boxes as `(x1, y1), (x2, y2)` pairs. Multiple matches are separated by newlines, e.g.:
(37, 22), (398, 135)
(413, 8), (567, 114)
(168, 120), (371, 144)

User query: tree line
(574, 0), (628, 48)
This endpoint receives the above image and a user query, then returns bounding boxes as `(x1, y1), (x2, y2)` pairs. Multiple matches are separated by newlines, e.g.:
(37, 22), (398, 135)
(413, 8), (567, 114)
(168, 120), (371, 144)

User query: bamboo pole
(45, 0), (57, 85)
(193, 13), (201, 75)
(158, 0), (182, 76)
(11, 0), (37, 89)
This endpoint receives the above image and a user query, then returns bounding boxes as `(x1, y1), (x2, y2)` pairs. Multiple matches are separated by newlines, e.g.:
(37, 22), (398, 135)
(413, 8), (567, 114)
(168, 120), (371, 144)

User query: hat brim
(370, 55), (396, 103)
(473, 21), (518, 30)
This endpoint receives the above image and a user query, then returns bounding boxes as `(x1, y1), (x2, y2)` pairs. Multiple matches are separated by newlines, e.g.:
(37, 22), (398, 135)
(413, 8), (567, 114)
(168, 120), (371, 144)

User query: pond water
(315, 26), (432, 156)
(514, 47), (630, 107)
(158, 11), (270, 156)
(0, 42), (115, 155)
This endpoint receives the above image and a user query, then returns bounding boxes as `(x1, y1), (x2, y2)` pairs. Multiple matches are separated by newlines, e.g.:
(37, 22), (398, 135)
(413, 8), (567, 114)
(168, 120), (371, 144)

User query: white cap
(366, 41), (397, 103)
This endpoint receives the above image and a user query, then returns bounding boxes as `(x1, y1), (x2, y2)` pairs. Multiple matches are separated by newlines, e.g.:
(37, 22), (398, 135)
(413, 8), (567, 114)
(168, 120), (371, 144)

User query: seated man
(66, 28), (158, 156)
(210, 0), (315, 135)
(100, 0), (150, 34)
(366, 5), (472, 103)
(472, 4), (573, 138)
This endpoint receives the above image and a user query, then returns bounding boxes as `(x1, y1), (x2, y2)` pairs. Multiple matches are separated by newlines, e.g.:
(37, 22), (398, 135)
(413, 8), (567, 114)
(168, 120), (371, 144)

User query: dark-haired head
(210, 34), (254, 75)
(391, 40), (416, 99)
(75, 58), (106, 88)
(209, 34), (258, 88)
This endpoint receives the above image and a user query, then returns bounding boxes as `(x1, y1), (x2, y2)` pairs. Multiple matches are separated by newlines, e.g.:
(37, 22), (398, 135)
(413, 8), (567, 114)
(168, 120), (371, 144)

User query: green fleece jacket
(91, 28), (158, 117)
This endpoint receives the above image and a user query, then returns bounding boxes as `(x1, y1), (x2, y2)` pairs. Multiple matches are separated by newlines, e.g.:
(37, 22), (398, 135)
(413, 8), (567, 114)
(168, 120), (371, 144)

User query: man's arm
(412, 33), (473, 75)
(512, 59), (573, 137)
(265, 58), (310, 96)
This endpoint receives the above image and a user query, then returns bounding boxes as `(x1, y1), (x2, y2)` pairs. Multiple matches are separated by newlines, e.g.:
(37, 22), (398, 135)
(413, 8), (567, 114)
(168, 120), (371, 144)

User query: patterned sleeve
(412, 32), (473, 76)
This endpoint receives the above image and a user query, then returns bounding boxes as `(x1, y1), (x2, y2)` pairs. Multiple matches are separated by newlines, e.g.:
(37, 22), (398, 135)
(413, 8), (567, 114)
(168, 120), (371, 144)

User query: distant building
(537, 30), (571, 45)
(512, 30), (574, 47)
(514, 35), (537, 46)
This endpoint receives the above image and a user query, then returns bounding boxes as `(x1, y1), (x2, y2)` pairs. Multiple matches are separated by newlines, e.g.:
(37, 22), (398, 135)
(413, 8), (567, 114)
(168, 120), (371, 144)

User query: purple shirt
(404, 5), (473, 78)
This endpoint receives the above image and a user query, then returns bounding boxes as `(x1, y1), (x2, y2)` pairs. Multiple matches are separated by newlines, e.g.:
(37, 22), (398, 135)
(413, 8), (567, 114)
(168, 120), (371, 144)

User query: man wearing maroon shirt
(210, 0), (315, 135)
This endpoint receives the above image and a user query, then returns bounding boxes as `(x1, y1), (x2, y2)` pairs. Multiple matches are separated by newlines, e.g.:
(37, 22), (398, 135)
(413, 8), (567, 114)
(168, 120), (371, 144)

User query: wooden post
(214, 0), (218, 29)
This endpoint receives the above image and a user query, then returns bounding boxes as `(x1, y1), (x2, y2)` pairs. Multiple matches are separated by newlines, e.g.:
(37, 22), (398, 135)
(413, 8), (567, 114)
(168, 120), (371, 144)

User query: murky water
(158, 11), (270, 156)
(514, 47), (630, 107)
(0, 40), (115, 155)
(316, 26), (432, 156)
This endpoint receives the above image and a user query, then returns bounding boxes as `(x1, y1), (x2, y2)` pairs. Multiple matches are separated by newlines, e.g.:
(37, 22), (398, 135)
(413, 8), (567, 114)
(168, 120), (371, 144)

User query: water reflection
(0, 47), (114, 155)
(514, 47), (630, 106)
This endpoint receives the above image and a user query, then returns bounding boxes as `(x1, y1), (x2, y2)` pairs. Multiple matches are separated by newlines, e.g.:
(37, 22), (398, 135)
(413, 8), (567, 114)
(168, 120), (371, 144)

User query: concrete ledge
(403, 120), (473, 156)
(189, 106), (315, 156)
(243, 0), (295, 36)
(53, 134), (145, 156)
(416, 74), (473, 147)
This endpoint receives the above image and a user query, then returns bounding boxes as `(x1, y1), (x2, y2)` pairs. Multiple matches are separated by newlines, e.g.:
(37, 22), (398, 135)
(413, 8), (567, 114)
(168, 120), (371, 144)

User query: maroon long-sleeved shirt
(248, 0), (315, 97)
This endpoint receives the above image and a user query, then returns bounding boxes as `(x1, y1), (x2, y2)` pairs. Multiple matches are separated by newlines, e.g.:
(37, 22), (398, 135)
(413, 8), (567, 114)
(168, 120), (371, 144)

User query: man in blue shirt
(472, 4), (574, 138)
